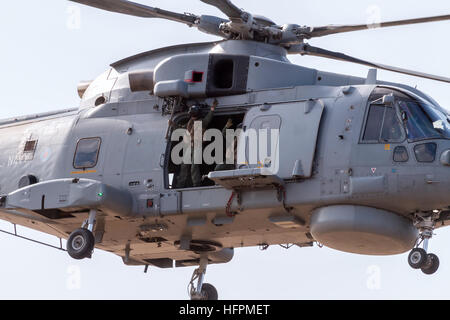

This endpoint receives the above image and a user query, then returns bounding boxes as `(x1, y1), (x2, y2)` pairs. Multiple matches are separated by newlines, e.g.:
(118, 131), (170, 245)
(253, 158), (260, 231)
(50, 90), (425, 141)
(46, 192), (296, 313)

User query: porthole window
(393, 146), (409, 162)
(95, 96), (106, 107)
(73, 138), (101, 169)
(414, 143), (437, 163)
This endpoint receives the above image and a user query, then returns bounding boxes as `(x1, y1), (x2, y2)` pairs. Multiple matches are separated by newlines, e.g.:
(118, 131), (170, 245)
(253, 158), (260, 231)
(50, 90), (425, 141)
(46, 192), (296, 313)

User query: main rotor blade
(69, 0), (198, 25)
(308, 14), (450, 38)
(299, 44), (450, 84)
(200, 0), (243, 19)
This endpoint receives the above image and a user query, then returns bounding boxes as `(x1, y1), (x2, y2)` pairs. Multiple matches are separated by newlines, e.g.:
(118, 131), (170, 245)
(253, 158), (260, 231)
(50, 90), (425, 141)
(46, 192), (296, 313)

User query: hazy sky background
(0, 0), (450, 299)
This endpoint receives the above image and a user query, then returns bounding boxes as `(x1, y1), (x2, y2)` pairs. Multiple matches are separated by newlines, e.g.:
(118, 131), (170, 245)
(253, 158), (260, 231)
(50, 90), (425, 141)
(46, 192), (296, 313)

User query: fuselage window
(363, 105), (403, 143)
(414, 143), (437, 163)
(393, 146), (409, 162)
(73, 137), (101, 169)
(24, 140), (38, 153)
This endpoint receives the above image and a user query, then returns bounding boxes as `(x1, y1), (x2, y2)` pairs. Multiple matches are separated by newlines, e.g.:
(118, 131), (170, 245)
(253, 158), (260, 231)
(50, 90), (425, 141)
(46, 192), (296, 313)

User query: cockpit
(364, 87), (450, 143)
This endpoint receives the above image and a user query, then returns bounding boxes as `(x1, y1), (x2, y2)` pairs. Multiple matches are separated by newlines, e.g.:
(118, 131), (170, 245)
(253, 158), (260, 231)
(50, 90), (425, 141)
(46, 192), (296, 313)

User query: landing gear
(200, 283), (218, 301)
(408, 248), (427, 269)
(67, 209), (96, 260)
(408, 212), (440, 275)
(421, 253), (440, 275)
(67, 228), (95, 259)
(188, 256), (218, 300)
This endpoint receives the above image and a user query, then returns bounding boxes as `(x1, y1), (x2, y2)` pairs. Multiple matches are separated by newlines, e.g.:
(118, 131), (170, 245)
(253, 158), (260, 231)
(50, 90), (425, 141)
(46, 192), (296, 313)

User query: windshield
(397, 99), (450, 141)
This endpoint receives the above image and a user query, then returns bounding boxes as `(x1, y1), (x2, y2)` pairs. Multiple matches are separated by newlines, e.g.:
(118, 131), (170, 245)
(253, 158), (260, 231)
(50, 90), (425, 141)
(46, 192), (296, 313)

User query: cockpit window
(362, 104), (404, 143)
(363, 105), (384, 141)
(381, 106), (404, 142)
(397, 100), (442, 141)
(364, 87), (450, 143)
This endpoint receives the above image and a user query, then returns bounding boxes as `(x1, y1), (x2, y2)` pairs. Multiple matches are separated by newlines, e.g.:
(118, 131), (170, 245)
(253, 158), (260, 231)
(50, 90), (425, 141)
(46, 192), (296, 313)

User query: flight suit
(214, 119), (237, 171)
(175, 109), (215, 188)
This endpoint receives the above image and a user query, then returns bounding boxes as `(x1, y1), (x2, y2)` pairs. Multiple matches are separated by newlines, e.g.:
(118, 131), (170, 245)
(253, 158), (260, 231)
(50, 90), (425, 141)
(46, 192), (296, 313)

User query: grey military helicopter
(1, 0), (450, 300)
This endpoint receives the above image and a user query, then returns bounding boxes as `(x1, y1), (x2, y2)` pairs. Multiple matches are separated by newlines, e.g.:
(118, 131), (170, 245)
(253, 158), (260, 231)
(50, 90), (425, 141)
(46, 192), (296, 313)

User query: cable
(225, 191), (236, 217)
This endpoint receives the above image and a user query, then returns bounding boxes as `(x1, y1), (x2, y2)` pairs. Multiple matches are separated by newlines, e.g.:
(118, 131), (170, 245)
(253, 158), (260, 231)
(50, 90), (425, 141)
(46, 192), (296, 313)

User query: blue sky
(0, 0), (450, 299)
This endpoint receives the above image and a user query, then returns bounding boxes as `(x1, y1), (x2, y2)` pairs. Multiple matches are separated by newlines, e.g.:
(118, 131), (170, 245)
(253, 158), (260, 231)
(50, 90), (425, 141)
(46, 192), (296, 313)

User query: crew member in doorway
(175, 99), (218, 188)
(214, 119), (241, 172)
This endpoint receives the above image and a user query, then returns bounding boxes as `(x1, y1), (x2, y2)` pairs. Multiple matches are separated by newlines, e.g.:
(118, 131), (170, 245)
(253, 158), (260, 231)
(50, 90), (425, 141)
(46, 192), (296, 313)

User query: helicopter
(0, 0), (450, 300)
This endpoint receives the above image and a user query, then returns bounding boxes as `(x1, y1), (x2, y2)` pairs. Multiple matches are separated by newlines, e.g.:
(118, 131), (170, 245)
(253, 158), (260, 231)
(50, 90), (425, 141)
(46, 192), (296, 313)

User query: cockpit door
(238, 100), (324, 179)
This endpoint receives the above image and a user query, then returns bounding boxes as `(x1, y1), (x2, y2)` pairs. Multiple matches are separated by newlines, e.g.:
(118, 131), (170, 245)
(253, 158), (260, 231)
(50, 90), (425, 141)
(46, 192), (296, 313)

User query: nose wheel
(407, 248), (427, 269)
(421, 253), (440, 275)
(408, 213), (440, 275)
(188, 256), (218, 300)
(408, 248), (440, 275)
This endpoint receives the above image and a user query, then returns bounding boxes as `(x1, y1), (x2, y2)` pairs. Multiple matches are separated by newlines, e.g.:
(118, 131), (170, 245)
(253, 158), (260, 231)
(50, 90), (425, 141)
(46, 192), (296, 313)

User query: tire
(201, 283), (218, 301)
(67, 228), (95, 260)
(421, 253), (439, 275)
(408, 248), (427, 269)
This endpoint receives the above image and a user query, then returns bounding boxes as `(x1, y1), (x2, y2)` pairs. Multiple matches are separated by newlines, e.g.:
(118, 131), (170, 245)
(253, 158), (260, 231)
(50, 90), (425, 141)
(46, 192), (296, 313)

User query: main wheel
(201, 283), (218, 301)
(408, 248), (427, 269)
(67, 228), (95, 260)
(421, 253), (440, 275)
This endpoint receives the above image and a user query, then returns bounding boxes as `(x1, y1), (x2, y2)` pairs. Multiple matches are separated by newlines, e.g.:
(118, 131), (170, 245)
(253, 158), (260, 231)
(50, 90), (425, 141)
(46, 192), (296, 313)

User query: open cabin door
(209, 99), (324, 189)
(241, 100), (324, 179)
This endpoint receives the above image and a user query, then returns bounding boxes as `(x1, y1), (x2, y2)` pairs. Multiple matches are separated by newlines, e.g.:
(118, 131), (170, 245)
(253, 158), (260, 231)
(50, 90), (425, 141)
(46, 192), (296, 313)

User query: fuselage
(1, 40), (449, 266)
